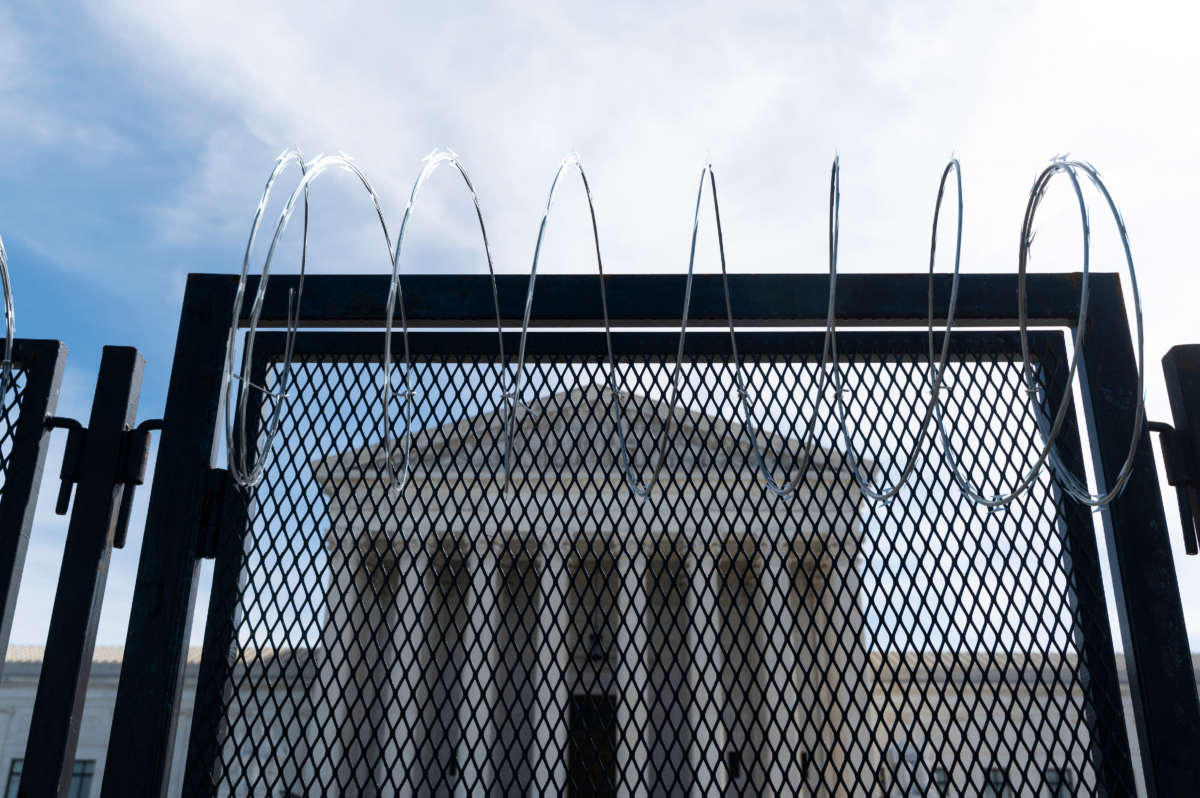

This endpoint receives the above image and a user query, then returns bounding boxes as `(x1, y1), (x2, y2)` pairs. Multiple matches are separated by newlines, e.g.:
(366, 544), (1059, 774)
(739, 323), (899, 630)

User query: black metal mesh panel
(188, 332), (1133, 797)
(0, 370), (30, 496)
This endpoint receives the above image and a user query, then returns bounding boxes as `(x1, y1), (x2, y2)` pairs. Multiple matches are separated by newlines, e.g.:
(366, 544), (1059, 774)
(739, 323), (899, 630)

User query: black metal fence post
(101, 275), (237, 798)
(0, 340), (67, 670)
(18, 345), (144, 797)
(1077, 283), (1200, 796)
(1031, 334), (1137, 792)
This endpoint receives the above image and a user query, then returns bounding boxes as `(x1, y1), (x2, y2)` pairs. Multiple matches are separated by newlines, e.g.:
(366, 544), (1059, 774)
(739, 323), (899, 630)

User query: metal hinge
(196, 467), (231, 560)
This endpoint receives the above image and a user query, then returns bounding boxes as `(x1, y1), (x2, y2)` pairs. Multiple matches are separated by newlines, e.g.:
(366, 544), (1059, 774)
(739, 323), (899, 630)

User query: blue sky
(4, 0), (1200, 647)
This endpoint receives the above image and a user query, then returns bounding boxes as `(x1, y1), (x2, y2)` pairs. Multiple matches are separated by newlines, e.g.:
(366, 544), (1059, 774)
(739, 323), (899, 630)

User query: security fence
(67, 272), (1199, 797)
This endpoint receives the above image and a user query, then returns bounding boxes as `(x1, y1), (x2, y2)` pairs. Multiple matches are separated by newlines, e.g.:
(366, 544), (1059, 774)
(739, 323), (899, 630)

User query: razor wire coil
(0, 234), (13, 398)
(223, 151), (1146, 512)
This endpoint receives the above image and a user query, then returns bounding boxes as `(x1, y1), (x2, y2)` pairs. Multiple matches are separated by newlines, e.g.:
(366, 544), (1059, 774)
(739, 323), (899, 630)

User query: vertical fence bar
(0, 340), (66, 668)
(1032, 334), (1137, 793)
(182, 348), (264, 797)
(101, 275), (238, 797)
(18, 345), (144, 797)
(1077, 281), (1200, 795)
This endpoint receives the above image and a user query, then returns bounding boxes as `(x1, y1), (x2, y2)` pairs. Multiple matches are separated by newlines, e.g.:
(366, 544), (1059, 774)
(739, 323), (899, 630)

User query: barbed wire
(1018, 158), (1144, 508)
(226, 149), (308, 489)
(0, 234), (12, 397)
(223, 151), (1145, 511)
(226, 152), (394, 492)
(828, 157), (965, 505)
(390, 149), (504, 497)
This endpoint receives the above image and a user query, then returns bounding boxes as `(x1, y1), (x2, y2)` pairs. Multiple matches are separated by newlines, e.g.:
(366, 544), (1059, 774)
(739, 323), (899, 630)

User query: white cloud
(68, 0), (1200, 648)
(0, 7), (127, 156)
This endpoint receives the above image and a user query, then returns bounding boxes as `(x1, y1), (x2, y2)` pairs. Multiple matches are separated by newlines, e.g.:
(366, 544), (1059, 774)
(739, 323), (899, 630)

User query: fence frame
(99, 272), (1198, 797)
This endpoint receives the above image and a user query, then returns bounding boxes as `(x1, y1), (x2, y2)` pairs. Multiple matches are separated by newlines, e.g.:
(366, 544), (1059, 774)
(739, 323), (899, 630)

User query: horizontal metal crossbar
(218, 272), (1102, 328)
(250, 329), (1072, 361)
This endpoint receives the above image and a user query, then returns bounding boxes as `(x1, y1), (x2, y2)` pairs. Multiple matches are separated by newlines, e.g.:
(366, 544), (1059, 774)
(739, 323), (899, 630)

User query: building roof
(4, 645), (204, 666)
(314, 384), (870, 486)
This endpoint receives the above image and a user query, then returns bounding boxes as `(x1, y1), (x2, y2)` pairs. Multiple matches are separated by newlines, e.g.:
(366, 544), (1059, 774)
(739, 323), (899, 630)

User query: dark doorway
(567, 694), (618, 797)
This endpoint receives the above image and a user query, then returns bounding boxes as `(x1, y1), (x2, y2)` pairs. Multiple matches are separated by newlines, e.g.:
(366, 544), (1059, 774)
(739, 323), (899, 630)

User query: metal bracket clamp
(113, 418), (164, 549)
(1157, 344), (1200, 556)
(1148, 421), (1199, 555)
(44, 417), (85, 515)
(45, 416), (163, 547)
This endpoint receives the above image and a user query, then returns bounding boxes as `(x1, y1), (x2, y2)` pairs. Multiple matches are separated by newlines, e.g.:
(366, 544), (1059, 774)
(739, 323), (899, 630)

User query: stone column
(821, 542), (867, 794)
(322, 538), (415, 796)
(718, 555), (767, 795)
(414, 544), (470, 796)
(615, 547), (649, 797)
(376, 543), (429, 797)
(763, 540), (805, 796)
(458, 542), (500, 794)
(490, 553), (539, 792)
(645, 554), (693, 794)
(687, 546), (726, 795)
(533, 539), (571, 792)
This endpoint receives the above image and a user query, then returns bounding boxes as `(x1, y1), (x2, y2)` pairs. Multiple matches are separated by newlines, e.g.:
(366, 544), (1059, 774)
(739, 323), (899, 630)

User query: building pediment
(313, 384), (870, 488)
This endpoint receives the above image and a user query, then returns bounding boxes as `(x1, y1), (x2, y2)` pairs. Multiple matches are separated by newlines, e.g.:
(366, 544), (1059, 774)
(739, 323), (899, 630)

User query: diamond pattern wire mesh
(0, 369), (29, 498)
(188, 331), (1133, 797)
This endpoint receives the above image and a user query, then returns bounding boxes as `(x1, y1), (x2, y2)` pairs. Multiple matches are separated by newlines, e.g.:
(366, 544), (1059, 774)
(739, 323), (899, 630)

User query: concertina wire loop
(0, 234), (13, 398)
(827, 157), (965, 506)
(227, 153), (398, 492)
(391, 149), (505, 498)
(224, 151), (1146, 512)
(226, 149), (309, 490)
(930, 158), (1093, 508)
(1017, 158), (1144, 508)
(505, 159), (810, 500)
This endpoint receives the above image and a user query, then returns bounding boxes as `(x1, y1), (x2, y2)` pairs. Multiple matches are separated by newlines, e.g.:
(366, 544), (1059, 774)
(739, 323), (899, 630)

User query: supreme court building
(305, 386), (873, 795)
(0, 387), (1156, 796)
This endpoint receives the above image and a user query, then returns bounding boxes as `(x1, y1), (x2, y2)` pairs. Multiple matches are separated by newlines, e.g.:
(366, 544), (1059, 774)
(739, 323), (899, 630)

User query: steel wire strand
(930, 159), (1090, 508)
(614, 162), (720, 500)
(931, 156), (1143, 509)
(501, 154), (632, 494)
(1016, 158), (1144, 508)
(827, 157), (965, 504)
(0, 234), (13, 397)
(233, 154), (399, 494)
(608, 162), (720, 499)
(389, 149), (505, 496)
(704, 165), (821, 497)
(225, 149), (309, 489)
